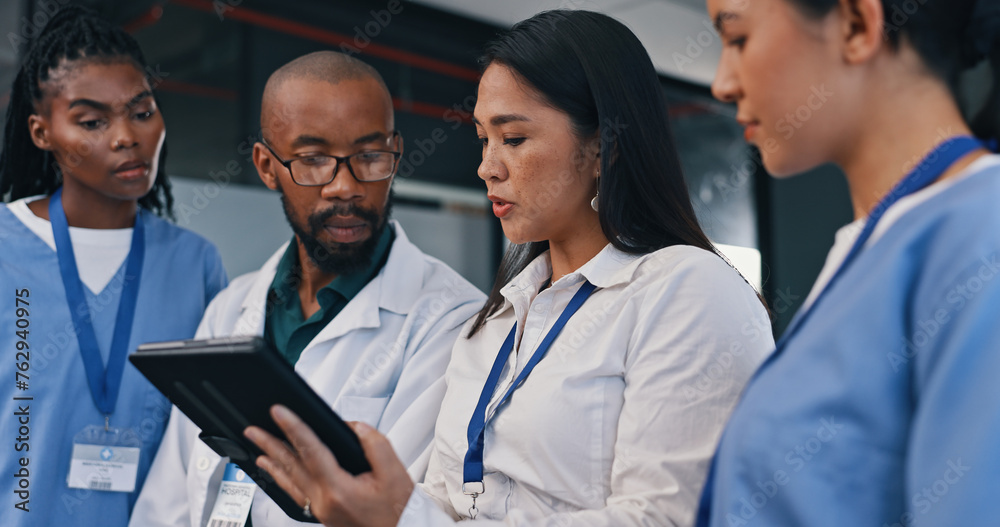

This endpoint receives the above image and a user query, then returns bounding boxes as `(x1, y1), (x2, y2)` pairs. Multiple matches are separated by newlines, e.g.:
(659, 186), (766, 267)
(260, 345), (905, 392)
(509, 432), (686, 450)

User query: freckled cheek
(507, 162), (541, 206)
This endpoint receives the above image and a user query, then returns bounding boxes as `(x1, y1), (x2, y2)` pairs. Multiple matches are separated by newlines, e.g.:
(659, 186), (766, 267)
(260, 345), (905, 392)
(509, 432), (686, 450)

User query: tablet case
(130, 336), (371, 523)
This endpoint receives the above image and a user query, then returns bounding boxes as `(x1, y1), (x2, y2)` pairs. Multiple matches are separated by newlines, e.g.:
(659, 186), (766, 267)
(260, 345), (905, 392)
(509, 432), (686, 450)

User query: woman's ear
(838, 0), (886, 65)
(27, 114), (52, 151)
(591, 128), (603, 156)
(587, 129), (602, 177)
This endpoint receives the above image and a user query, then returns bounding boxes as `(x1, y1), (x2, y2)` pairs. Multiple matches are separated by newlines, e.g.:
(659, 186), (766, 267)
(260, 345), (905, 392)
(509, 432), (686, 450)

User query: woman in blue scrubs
(0, 6), (227, 526)
(698, 0), (1000, 525)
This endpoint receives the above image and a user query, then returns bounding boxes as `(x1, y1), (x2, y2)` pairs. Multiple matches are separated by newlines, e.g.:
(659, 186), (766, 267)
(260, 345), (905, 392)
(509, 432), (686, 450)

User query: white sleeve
(414, 433), (461, 519)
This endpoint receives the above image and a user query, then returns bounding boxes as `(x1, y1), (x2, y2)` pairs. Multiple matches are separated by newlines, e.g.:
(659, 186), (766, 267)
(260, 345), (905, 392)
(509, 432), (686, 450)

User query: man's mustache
(308, 204), (381, 235)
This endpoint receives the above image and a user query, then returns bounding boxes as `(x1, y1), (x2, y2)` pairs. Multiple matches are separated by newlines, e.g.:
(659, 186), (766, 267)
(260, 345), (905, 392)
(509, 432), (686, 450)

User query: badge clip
(463, 482), (484, 519)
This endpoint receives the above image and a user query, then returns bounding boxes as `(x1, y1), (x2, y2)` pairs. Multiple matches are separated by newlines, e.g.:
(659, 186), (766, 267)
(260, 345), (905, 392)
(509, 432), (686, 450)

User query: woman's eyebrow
(68, 98), (111, 112)
(126, 91), (153, 107)
(471, 114), (532, 126)
(714, 10), (741, 33)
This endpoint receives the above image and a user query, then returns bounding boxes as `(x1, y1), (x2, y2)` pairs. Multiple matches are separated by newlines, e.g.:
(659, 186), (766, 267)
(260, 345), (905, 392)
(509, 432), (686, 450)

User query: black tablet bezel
(130, 336), (371, 523)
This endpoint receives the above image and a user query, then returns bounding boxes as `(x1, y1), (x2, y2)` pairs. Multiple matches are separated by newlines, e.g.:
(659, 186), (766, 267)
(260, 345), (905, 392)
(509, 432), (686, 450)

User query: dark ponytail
(785, 0), (1000, 141)
(467, 10), (724, 336)
(0, 5), (173, 217)
(967, 1), (1000, 140)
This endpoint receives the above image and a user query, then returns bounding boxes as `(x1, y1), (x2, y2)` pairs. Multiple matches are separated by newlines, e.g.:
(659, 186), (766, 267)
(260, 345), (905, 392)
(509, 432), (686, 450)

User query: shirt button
(533, 303), (546, 313)
(197, 456), (211, 471)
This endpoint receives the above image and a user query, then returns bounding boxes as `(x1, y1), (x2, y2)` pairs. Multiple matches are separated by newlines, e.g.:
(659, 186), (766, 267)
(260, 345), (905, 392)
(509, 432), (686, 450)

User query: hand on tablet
(244, 405), (414, 527)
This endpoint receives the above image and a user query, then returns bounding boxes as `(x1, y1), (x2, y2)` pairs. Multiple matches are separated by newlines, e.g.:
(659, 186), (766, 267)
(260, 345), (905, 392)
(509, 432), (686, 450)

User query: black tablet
(130, 336), (371, 523)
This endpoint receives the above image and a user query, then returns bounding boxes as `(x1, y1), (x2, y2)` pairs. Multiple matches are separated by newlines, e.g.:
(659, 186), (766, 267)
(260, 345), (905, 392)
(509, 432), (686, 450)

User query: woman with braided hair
(697, 0), (1000, 525)
(0, 6), (227, 526)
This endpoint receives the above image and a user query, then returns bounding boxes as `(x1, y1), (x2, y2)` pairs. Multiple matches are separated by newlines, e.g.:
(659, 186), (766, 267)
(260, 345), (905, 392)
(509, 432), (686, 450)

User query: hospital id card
(207, 463), (256, 527)
(67, 425), (142, 492)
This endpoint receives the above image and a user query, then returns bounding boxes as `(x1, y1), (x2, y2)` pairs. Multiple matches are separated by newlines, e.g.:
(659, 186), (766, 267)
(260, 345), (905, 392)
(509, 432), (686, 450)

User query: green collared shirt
(263, 226), (394, 366)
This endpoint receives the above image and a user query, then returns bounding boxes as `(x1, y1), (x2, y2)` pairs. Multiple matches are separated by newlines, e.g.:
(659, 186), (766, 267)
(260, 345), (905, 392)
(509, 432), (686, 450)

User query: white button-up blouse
(398, 243), (774, 526)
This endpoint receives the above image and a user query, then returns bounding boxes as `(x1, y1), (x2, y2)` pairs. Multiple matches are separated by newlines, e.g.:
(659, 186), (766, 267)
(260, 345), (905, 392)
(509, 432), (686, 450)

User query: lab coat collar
(233, 220), (421, 341)
(232, 241), (288, 337)
(491, 243), (644, 320)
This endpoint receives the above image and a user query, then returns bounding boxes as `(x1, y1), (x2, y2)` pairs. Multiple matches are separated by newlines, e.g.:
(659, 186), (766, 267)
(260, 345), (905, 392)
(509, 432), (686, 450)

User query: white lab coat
(129, 221), (485, 527)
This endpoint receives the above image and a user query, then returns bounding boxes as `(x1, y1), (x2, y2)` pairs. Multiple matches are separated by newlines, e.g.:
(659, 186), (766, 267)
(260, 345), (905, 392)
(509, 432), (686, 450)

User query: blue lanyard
(49, 187), (146, 421)
(463, 280), (597, 492)
(695, 135), (986, 526)
(775, 135), (984, 351)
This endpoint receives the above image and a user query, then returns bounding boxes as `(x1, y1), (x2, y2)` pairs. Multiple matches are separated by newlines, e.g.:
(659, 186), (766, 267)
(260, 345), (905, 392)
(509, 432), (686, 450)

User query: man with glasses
(130, 51), (485, 527)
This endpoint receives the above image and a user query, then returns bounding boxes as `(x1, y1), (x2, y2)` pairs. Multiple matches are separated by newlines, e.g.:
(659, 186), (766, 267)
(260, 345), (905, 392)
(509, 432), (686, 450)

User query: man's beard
(279, 189), (392, 276)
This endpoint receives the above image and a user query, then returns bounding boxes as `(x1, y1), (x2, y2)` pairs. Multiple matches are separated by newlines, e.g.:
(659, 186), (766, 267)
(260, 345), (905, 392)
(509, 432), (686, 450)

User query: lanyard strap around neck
(776, 135), (985, 349)
(695, 135), (987, 527)
(463, 280), (597, 488)
(49, 187), (146, 418)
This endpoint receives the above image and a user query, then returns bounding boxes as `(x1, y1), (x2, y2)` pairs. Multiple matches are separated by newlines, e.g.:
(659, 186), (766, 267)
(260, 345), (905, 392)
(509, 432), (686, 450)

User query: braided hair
(0, 5), (173, 216)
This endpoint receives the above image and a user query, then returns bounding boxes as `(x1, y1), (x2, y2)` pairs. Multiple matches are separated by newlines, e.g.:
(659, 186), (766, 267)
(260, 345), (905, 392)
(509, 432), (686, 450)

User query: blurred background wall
(1, 0), (867, 335)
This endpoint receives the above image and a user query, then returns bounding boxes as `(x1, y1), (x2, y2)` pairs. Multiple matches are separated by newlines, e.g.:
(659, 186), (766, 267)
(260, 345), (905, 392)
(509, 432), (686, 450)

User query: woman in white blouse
(245, 9), (773, 526)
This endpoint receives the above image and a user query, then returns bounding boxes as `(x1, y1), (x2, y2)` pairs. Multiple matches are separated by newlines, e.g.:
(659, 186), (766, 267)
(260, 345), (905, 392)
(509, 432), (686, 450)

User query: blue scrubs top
(0, 203), (227, 527)
(701, 163), (1000, 526)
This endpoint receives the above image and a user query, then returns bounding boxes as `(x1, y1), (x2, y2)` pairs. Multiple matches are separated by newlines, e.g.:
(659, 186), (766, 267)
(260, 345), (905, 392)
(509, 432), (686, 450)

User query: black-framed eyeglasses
(260, 132), (402, 186)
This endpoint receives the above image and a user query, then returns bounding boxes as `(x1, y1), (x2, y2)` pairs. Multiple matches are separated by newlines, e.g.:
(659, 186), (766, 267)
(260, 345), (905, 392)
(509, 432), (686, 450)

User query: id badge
(67, 425), (142, 492)
(207, 463), (256, 527)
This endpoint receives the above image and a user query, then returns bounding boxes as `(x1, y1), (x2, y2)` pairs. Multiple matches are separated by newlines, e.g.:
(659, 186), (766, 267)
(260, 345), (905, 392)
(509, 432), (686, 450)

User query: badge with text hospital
(207, 463), (257, 527)
(67, 425), (142, 492)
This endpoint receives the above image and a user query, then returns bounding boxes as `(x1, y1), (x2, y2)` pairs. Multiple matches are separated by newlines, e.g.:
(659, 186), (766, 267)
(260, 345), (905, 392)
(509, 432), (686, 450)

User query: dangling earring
(591, 170), (600, 212)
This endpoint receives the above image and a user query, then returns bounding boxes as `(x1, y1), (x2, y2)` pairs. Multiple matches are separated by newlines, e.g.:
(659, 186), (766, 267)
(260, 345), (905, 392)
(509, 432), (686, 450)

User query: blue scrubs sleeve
(203, 245), (228, 304)
(906, 250), (1000, 527)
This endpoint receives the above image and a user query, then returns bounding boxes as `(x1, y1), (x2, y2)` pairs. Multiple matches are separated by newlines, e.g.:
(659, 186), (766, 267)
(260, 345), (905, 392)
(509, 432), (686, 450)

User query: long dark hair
(787, 0), (1000, 139)
(0, 5), (173, 216)
(468, 10), (727, 336)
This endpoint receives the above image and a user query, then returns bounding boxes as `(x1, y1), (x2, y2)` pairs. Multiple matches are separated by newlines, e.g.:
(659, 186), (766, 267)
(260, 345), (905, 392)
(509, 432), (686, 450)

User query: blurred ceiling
(16, 0), (720, 86)
(407, 0), (720, 86)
